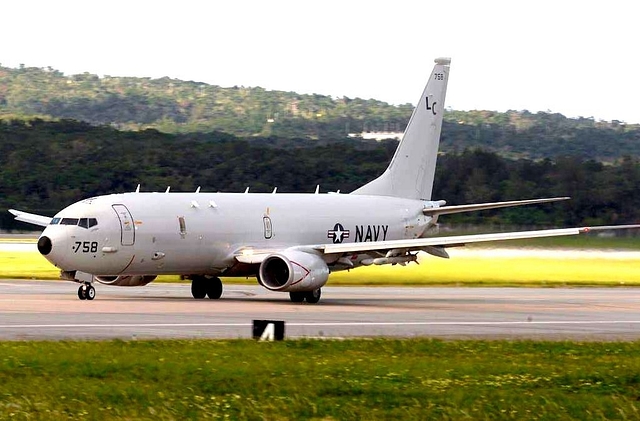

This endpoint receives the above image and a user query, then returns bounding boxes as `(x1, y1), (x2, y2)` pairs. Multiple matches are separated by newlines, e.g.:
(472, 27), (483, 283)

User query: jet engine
(258, 250), (329, 292)
(94, 275), (157, 287)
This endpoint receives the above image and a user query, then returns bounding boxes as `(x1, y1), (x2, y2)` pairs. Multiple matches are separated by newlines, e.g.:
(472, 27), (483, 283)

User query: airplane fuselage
(40, 192), (433, 277)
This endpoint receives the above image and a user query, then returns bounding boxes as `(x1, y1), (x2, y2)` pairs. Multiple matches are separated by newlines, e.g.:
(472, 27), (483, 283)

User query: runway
(0, 280), (638, 340)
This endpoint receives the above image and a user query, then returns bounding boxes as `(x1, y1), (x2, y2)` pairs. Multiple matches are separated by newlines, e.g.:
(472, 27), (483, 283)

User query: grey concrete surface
(0, 280), (638, 340)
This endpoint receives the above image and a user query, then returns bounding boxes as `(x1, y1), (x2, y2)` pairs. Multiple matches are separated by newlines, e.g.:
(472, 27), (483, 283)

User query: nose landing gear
(77, 283), (96, 300)
(63, 271), (98, 301)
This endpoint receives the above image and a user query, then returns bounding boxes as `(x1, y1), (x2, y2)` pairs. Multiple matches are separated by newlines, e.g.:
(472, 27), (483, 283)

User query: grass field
(2, 247), (640, 286)
(329, 249), (640, 286)
(0, 339), (639, 420)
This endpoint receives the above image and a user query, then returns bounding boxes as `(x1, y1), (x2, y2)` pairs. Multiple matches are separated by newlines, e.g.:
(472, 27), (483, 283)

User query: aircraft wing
(8, 209), (52, 227)
(423, 197), (570, 216)
(234, 225), (640, 265)
(316, 225), (640, 255)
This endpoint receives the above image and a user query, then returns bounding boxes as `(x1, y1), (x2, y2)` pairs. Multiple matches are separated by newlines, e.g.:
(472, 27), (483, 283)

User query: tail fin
(351, 57), (450, 200)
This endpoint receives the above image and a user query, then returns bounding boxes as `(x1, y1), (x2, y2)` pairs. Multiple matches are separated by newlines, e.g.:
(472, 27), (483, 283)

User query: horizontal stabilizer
(8, 209), (52, 227)
(423, 197), (570, 216)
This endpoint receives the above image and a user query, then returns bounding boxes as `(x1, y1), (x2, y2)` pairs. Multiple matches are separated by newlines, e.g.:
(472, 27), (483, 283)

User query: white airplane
(9, 58), (639, 302)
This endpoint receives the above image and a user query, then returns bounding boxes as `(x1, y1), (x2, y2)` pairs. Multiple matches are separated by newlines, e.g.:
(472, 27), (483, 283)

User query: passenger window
(50, 218), (61, 225)
(178, 216), (187, 236)
(60, 218), (79, 225)
(88, 218), (98, 228)
(78, 218), (89, 229)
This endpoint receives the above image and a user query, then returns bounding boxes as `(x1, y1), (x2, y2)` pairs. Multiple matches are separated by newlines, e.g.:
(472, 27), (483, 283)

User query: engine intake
(94, 275), (157, 287)
(259, 250), (329, 292)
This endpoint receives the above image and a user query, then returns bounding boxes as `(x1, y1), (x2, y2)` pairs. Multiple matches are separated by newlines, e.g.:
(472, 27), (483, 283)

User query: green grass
(3, 248), (640, 286)
(0, 251), (61, 280)
(328, 252), (640, 286)
(0, 339), (639, 420)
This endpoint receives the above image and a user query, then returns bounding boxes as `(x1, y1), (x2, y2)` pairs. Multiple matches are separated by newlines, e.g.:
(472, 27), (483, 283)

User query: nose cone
(38, 229), (69, 270)
(37, 236), (53, 256)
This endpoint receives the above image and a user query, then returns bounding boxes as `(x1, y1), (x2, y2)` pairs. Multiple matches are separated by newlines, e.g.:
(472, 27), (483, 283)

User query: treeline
(1, 119), (639, 231)
(0, 64), (411, 139)
(1, 65), (639, 161)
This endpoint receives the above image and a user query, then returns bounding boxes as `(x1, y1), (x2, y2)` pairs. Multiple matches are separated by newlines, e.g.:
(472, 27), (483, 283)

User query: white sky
(2, 0), (638, 123)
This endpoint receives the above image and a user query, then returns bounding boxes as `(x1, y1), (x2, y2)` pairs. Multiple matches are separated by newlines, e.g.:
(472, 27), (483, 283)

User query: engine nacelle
(259, 250), (329, 292)
(94, 275), (157, 287)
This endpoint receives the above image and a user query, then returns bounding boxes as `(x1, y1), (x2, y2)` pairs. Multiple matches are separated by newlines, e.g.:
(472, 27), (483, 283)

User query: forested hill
(1, 65), (639, 161)
(2, 119), (640, 231)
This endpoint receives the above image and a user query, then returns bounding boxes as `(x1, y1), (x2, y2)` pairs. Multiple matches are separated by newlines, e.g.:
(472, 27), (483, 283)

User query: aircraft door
(112, 204), (135, 246)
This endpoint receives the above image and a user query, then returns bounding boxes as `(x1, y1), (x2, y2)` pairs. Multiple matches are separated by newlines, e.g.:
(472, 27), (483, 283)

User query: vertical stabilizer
(351, 57), (450, 200)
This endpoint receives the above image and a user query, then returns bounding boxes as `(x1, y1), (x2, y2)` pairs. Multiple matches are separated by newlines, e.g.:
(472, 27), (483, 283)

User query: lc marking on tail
(426, 97), (437, 115)
(426, 72), (444, 115)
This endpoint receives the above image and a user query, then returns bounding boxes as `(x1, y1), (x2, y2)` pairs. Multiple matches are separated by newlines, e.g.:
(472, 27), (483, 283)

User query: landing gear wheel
(191, 276), (207, 299)
(77, 286), (87, 300)
(86, 285), (96, 301)
(289, 292), (305, 303)
(206, 277), (223, 299)
(305, 288), (322, 304)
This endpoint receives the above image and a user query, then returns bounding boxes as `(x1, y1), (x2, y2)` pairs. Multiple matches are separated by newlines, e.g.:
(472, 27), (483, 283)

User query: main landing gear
(191, 275), (223, 299)
(289, 288), (321, 304)
(77, 283), (95, 301)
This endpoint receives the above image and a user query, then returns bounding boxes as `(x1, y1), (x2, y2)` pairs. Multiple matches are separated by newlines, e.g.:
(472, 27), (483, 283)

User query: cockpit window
(60, 218), (79, 225)
(54, 217), (98, 228)
(77, 218), (99, 229)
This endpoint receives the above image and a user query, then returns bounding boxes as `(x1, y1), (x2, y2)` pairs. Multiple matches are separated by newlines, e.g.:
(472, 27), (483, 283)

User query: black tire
(191, 277), (207, 299)
(77, 286), (87, 300)
(86, 285), (96, 301)
(206, 277), (223, 299)
(305, 288), (322, 304)
(289, 291), (305, 303)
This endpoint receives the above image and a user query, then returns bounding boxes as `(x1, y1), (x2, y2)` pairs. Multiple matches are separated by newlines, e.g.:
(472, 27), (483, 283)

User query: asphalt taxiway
(0, 280), (638, 340)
